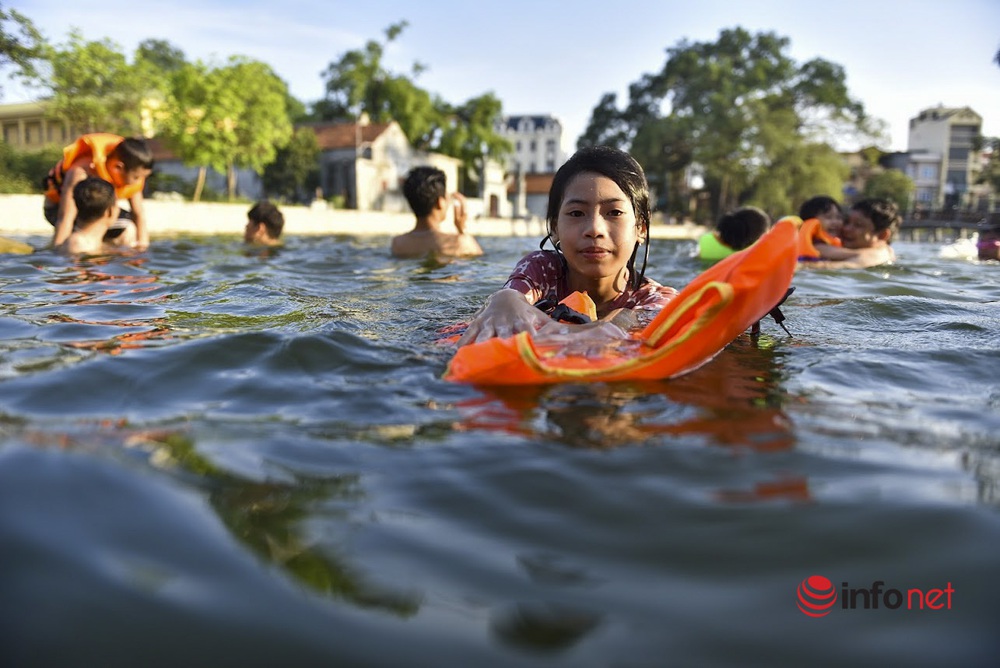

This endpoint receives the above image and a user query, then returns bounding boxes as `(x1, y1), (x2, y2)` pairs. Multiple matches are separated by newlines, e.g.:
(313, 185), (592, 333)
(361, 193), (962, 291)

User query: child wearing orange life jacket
(43, 134), (154, 250)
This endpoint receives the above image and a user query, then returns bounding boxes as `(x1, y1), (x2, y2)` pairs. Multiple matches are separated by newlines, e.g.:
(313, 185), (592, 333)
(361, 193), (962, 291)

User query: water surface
(0, 232), (997, 667)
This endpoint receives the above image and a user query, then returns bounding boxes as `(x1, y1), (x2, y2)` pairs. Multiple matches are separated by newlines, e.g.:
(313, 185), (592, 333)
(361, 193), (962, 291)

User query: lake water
(0, 231), (997, 667)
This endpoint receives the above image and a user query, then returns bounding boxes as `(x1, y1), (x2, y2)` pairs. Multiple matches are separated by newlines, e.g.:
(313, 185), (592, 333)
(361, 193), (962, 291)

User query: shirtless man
(806, 198), (901, 269)
(391, 166), (483, 260)
(57, 177), (133, 255)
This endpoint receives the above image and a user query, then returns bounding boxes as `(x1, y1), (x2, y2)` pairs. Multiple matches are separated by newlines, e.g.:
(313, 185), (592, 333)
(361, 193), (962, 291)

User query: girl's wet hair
(542, 145), (651, 290)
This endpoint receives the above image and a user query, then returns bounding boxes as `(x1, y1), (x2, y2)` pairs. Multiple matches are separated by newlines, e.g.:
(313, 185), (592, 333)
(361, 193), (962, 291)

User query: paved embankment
(0, 194), (704, 240)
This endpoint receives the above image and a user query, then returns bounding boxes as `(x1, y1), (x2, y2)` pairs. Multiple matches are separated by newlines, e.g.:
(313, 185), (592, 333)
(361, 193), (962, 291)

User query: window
(530, 140), (537, 152)
(919, 165), (937, 180)
(948, 147), (969, 161)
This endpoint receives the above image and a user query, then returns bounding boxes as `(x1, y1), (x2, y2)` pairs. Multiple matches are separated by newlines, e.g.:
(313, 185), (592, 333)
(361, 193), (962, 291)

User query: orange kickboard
(444, 219), (798, 385)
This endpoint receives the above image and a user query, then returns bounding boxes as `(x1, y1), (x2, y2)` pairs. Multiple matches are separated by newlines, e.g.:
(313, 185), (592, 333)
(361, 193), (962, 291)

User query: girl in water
(457, 145), (677, 346)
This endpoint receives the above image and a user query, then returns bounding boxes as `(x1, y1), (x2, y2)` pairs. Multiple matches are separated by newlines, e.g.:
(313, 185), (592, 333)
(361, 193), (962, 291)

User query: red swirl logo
(797, 575), (837, 617)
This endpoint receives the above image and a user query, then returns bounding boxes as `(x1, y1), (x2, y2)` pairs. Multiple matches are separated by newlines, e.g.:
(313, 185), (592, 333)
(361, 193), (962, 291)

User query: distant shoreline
(0, 195), (705, 240)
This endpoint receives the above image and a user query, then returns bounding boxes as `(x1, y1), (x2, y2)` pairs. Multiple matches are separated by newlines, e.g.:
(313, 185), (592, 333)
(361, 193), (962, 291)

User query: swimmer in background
(391, 166), (483, 260)
(976, 217), (1000, 261)
(804, 198), (901, 269)
(457, 145), (677, 346)
(43, 134), (155, 250)
(57, 177), (134, 255)
(698, 206), (771, 262)
(798, 195), (844, 238)
(244, 201), (284, 246)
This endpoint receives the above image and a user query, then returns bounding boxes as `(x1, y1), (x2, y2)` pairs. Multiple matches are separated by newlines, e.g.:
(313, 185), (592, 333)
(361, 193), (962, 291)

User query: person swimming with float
(698, 206), (771, 262)
(976, 216), (1000, 262)
(456, 145), (677, 347)
(795, 195), (844, 261)
(801, 198), (901, 269)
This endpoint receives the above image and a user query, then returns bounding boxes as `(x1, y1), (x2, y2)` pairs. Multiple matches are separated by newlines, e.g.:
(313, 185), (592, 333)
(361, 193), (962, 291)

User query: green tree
(318, 21), (510, 192)
(863, 169), (914, 209)
(262, 126), (320, 202)
(158, 60), (215, 200)
(580, 28), (884, 221)
(41, 30), (154, 135)
(0, 4), (44, 97)
(975, 137), (1000, 194)
(0, 141), (62, 193)
(436, 93), (511, 195)
(160, 57), (293, 201)
(135, 39), (186, 75)
(318, 21), (440, 145)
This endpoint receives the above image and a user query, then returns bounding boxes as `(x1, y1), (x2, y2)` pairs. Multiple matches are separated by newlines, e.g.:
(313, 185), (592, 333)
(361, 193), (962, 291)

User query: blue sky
(8, 0), (1000, 152)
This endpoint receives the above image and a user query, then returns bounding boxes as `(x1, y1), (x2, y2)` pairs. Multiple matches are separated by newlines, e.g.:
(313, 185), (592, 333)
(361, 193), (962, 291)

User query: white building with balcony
(907, 105), (983, 209)
(496, 115), (566, 176)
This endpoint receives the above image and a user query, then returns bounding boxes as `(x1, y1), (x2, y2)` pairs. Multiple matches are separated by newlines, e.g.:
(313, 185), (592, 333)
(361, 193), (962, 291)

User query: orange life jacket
(795, 216), (842, 259)
(43, 133), (144, 204)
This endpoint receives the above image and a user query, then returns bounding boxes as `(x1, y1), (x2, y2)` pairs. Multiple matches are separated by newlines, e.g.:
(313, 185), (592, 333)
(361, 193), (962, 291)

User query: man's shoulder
(858, 245), (894, 267)
(391, 229), (443, 258)
(392, 229), (482, 258)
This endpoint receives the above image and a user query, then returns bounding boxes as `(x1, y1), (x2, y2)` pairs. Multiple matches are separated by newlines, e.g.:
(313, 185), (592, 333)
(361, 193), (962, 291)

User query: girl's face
(818, 204), (844, 236)
(552, 172), (643, 295)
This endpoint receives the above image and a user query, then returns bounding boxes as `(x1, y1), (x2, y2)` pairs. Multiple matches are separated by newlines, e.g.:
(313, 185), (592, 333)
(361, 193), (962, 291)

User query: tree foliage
(579, 28), (885, 220)
(863, 169), (914, 207)
(159, 57), (293, 200)
(40, 30), (154, 135)
(317, 22), (438, 141)
(262, 126), (320, 202)
(318, 21), (510, 192)
(976, 137), (1000, 193)
(0, 4), (44, 97)
(0, 139), (61, 192)
(435, 93), (511, 194)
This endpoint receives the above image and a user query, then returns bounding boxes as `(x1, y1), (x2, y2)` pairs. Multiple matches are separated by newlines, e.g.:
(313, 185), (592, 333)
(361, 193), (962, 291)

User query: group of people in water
(697, 194), (902, 269)
(38, 133), (995, 349)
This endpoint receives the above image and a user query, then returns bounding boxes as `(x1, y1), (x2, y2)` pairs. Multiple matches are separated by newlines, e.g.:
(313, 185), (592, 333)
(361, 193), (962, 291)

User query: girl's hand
(457, 289), (550, 346)
(533, 319), (629, 345)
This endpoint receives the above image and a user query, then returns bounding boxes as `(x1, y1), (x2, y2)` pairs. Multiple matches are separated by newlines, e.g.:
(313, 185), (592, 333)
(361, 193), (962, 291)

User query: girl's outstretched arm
(457, 289), (551, 346)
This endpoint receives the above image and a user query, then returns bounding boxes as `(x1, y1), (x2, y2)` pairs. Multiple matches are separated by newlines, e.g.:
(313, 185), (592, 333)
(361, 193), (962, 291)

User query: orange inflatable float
(444, 218), (799, 385)
(795, 216), (842, 259)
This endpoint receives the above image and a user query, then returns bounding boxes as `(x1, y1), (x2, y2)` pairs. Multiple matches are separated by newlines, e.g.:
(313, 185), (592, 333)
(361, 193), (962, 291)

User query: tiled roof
(142, 122), (396, 161)
(500, 115), (560, 131)
(508, 172), (554, 195)
(307, 121), (394, 150)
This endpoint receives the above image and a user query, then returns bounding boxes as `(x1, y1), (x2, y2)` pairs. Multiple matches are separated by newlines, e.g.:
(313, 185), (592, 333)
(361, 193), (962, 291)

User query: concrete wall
(0, 194), (547, 239)
(0, 194), (699, 240)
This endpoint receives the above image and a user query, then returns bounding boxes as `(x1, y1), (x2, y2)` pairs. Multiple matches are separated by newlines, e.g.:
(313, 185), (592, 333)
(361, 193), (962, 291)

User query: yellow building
(0, 101), (78, 150)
